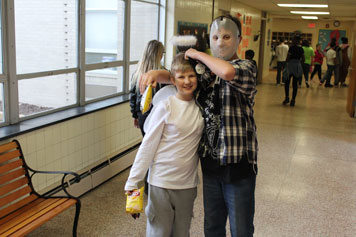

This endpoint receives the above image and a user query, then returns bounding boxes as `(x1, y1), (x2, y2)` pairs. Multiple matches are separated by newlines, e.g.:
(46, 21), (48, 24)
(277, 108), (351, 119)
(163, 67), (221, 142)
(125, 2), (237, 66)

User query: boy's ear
(170, 75), (176, 85)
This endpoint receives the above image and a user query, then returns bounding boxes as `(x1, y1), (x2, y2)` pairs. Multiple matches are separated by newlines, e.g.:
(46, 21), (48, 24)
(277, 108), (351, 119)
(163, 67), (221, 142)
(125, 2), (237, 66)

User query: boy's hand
(184, 48), (200, 60)
(140, 70), (158, 94)
(131, 213), (140, 219)
(133, 119), (139, 128)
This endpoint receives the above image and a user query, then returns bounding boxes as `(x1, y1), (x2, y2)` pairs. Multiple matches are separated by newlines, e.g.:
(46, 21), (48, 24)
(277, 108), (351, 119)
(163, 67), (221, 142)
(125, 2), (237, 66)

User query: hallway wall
(165, 0), (262, 70)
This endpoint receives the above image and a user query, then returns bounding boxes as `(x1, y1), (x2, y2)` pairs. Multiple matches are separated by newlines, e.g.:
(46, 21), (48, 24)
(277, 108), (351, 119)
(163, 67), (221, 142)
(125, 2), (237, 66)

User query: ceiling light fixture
(290, 11), (330, 15)
(301, 16), (318, 19)
(278, 4), (328, 8)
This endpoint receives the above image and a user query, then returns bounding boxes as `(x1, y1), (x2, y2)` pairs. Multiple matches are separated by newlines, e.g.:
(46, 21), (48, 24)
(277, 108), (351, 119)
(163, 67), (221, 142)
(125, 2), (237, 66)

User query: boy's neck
(230, 53), (238, 60)
(175, 93), (194, 101)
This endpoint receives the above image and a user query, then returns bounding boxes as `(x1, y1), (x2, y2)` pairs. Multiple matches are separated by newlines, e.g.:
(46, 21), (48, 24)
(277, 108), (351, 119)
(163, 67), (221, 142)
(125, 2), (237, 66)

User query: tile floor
(29, 74), (356, 237)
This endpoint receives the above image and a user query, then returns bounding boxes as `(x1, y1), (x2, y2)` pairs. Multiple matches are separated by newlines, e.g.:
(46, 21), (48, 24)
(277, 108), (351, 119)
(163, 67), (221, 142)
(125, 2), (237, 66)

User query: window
(85, 0), (124, 64)
(130, 1), (159, 61)
(15, 0), (78, 74)
(0, 0), (165, 126)
(18, 74), (77, 117)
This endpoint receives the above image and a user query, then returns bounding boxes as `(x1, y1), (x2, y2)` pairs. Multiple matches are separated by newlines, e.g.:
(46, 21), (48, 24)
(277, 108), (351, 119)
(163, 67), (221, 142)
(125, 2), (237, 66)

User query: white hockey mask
(210, 17), (240, 60)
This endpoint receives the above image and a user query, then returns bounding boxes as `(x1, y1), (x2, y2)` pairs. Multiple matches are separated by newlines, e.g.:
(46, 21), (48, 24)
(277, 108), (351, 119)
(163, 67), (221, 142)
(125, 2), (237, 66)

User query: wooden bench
(0, 140), (81, 236)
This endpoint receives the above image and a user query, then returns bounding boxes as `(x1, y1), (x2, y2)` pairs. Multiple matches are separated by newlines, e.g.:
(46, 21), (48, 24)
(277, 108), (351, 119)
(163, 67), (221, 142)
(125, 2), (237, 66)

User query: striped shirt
(196, 59), (258, 166)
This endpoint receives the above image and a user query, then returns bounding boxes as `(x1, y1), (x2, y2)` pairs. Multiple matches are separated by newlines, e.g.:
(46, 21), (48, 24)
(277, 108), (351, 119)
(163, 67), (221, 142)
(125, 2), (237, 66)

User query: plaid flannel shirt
(196, 59), (258, 165)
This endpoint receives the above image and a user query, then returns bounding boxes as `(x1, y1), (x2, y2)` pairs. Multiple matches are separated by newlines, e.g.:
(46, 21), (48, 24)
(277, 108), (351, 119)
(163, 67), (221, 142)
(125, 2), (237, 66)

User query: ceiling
(237, 0), (356, 20)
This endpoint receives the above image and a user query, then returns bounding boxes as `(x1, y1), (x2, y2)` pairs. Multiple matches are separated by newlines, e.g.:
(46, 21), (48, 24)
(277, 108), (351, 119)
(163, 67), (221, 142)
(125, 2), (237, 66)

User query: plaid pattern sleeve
(227, 59), (257, 99)
(218, 59), (258, 165)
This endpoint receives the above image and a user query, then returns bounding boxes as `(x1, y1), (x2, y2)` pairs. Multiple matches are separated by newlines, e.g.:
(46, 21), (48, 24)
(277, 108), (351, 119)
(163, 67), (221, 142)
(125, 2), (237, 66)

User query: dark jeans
(284, 75), (299, 101)
(203, 174), (256, 237)
(276, 61), (286, 83)
(321, 65), (335, 85)
(334, 65), (340, 85)
(301, 63), (310, 84)
(310, 64), (322, 81)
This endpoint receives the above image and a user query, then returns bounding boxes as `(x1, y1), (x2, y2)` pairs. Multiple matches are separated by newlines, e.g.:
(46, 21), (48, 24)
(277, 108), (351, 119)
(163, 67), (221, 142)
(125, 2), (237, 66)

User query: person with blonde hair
(129, 40), (166, 136)
(125, 53), (203, 236)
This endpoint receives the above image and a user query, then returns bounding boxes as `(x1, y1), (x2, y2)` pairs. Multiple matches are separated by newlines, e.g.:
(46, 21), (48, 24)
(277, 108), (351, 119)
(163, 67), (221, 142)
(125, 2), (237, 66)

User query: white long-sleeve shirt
(125, 95), (204, 190)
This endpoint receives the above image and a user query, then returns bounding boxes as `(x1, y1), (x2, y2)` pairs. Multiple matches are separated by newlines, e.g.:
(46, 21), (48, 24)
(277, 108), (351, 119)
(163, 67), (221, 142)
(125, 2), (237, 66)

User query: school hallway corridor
(29, 73), (356, 237)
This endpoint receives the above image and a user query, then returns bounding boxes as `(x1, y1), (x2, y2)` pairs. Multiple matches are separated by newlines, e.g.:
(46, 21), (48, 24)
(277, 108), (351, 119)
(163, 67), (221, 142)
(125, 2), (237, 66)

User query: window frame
(0, 0), (166, 127)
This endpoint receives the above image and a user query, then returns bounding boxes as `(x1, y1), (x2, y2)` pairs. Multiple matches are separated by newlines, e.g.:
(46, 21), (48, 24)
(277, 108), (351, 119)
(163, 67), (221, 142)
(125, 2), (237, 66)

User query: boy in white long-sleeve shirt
(124, 53), (204, 237)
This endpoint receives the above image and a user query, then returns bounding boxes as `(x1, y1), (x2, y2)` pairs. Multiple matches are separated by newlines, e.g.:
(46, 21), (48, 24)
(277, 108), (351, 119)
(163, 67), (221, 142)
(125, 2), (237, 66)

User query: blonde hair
(131, 40), (164, 90)
(170, 53), (194, 77)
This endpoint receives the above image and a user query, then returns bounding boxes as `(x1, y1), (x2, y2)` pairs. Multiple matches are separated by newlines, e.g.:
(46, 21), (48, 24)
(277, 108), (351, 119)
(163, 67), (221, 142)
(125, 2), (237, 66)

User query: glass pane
(129, 64), (138, 89)
(18, 73), (77, 118)
(130, 2), (159, 61)
(0, 83), (4, 122)
(85, 67), (123, 101)
(15, 0), (78, 74)
(86, 0), (124, 64)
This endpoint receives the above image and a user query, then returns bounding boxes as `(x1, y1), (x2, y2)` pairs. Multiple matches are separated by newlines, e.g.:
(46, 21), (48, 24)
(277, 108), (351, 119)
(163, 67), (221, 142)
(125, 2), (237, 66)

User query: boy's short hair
(302, 39), (309, 47)
(245, 50), (255, 59)
(171, 53), (195, 77)
(211, 15), (242, 36)
(341, 37), (348, 44)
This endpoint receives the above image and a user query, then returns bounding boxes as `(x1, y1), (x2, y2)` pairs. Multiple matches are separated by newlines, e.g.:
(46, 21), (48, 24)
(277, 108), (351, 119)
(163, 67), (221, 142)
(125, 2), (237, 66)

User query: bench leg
(73, 200), (81, 237)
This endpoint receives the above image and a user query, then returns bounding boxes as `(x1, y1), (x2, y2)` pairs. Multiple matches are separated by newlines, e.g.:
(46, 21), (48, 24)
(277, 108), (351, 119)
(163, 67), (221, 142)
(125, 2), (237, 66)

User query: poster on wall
(318, 29), (346, 50)
(177, 21), (208, 51)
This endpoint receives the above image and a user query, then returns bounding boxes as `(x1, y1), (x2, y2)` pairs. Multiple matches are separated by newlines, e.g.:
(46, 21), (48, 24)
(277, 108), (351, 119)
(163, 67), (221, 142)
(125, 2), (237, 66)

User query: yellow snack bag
(126, 187), (144, 214)
(140, 84), (152, 114)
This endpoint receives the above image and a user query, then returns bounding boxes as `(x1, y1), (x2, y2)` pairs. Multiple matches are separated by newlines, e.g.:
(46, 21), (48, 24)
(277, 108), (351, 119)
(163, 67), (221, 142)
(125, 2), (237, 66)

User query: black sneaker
(290, 100), (295, 107)
(282, 98), (290, 105)
(325, 84), (333, 88)
(306, 82), (310, 88)
(342, 83), (348, 87)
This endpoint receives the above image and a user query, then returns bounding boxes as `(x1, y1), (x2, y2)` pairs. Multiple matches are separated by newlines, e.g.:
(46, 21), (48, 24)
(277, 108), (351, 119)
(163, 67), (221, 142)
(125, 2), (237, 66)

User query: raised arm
(139, 69), (171, 93)
(185, 48), (235, 81)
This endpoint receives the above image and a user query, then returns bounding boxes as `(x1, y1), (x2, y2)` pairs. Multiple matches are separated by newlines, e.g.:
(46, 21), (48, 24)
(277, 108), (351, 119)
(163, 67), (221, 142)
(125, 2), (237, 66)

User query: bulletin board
(318, 29), (346, 50)
(237, 14), (253, 59)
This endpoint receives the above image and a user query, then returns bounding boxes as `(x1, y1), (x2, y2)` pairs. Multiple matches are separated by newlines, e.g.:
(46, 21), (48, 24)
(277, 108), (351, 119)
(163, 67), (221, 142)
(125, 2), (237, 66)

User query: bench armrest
(27, 167), (81, 199)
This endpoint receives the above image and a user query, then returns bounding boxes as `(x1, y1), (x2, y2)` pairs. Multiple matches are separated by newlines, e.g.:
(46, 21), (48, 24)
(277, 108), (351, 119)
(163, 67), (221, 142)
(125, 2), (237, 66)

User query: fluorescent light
(278, 4), (328, 8)
(291, 11), (330, 15)
(301, 16), (318, 19)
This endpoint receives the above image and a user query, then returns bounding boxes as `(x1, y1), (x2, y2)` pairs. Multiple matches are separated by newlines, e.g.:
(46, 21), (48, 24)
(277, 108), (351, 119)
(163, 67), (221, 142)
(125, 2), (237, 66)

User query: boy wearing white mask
(141, 15), (258, 237)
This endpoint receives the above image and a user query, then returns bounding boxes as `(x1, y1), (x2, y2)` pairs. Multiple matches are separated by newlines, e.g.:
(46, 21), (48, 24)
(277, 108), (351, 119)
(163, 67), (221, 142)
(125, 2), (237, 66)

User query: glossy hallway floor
(30, 73), (356, 237)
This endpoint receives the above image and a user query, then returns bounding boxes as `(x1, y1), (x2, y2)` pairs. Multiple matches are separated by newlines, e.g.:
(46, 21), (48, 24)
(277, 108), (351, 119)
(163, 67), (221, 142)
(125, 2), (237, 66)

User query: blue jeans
(276, 61), (286, 83)
(321, 64), (335, 85)
(301, 63), (310, 84)
(203, 174), (256, 237)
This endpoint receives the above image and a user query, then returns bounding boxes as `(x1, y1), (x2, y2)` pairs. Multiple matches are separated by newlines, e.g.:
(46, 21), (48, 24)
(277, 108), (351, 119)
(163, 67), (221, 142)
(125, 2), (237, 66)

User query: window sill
(0, 94), (129, 142)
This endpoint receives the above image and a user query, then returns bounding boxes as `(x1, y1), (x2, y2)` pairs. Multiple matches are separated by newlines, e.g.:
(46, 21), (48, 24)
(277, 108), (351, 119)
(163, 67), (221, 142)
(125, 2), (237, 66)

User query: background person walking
(321, 42), (337, 88)
(301, 40), (314, 88)
(275, 38), (289, 84)
(310, 43), (324, 84)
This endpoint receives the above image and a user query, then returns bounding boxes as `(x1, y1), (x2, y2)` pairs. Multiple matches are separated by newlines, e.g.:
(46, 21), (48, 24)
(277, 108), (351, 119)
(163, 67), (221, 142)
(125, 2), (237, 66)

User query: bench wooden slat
(0, 198), (62, 232)
(0, 169), (26, 186)
(0, 159), (23, 175)
(0, 186), (31, 208)
(0, 177), (29, 197)
(0, 198), (74, 236)
(0, 197), (46, 225)
(7, 199), (77, 237)
(0, 140), (80, 236)
(0, 150), (21, 165)
(0, 142), (18, 154)
(0, 194), (38, 220)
